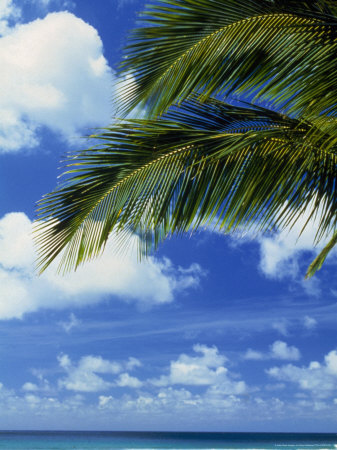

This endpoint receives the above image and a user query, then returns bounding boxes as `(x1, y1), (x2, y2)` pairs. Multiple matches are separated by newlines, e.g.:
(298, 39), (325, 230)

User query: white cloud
(0, 11), (113, 152)
(267, 349), (337, 398)
(229, 202), (336, 286)
(270, 341), (301, 361)
(27, 347), (247, 401)
(22, 378), (51, 393)
(116, 373), (143, 388)
(244, 341), (301, 361)
(0, 0), (20, 35)
(125, 357), (142, 371)
(98, 395), (113, 408)
(272, 320), (289, 337)
(24, 393), (40, 405)
(151, 345), (247, 395)
(303, 315), (317, 330)
(0, 212), (203, 319)
(0, 381), (252, 429)
(257, 206), (333, 280)
(57, 354), (143, 392)
(22, 382), (38, 392)
(58, 354), (122, 392)
(58, 313), (81, 333)
(244, 349), (265, 360)
(4, 347), (337, 429)
(0, 0), (19, 17)
(325, 351), (337, 375)
(0, 208), (34, 270)
(152, 344), (227, 386)
(98, 385), (249, 421)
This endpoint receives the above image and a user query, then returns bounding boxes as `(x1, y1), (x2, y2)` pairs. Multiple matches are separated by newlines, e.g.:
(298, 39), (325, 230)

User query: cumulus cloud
(0, 212), (203, 319)
(58, 354), (141, 392)
(22, 382), (39, 392)
(244, 349), (265, 361)
(257, 207), (333, 280)
(270, 341), (301, 361)
(151, 345), (247, 395)
(267, 349), (337, 398)
(22, 377), (51, 394)
(5, 347), (337, 428)
(229, 202), (336, 286)
(29, 346), (247, 399)
(151, 344), (228, 386)
(0, 10), (113, 152)
(116, 373), (143, 388)
(94, 346), (249, 419)
(244, 341), (301, 361)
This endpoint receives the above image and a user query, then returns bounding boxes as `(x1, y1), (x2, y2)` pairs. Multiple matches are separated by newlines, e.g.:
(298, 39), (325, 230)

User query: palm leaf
(119, 0), (337, 119)
(36, 99), (337, 273)
(305, 229), (337, 278)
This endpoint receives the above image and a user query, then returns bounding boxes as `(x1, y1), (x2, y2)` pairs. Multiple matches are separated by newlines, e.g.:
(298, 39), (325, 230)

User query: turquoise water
(0, 431), (336, 449)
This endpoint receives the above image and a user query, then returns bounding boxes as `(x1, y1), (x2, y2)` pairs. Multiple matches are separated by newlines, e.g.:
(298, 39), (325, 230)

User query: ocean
(0, 431), (336, 449)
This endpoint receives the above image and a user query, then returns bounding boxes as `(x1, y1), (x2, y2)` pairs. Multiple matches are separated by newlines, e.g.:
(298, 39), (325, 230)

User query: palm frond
(36, 99), (337, 273)
(306, 229), (337, 278)
(119, 0), (337, 119)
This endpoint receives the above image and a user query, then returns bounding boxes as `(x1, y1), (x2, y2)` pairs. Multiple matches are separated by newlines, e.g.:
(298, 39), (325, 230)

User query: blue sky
(0, 0), (337, 432)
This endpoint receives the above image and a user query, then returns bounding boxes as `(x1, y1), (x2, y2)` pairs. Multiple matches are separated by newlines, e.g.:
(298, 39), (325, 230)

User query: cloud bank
(0, 212), (203, 319)
(268, 350), (337, 398)
(0, 344), (336, 429)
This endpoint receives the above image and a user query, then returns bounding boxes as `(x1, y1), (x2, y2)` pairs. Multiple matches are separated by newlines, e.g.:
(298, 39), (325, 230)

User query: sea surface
(0, 431), (336, 450)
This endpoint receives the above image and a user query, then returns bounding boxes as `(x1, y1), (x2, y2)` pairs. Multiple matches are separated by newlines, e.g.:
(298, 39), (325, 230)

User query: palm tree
(36, 0), (337, 277)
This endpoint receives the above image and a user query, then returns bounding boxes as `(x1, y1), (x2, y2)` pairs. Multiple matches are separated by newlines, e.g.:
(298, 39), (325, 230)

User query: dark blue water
(0, 431), (336, 449)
